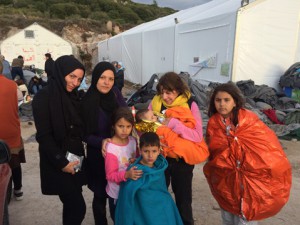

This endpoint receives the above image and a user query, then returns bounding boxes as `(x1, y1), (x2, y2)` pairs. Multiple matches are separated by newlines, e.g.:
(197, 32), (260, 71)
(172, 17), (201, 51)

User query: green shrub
(89, 11), (109, 21)
(49, 3), (79, 19)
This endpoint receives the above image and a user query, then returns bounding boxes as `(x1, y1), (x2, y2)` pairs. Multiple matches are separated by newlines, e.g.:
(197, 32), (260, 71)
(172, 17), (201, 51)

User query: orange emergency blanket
(203, 109), (292, 221)
(156, 106), (209, 165)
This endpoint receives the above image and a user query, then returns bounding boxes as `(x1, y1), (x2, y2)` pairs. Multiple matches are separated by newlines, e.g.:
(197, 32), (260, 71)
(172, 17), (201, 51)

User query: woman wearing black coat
(32, 55), (86, 225)
(81, 61), (127, 225)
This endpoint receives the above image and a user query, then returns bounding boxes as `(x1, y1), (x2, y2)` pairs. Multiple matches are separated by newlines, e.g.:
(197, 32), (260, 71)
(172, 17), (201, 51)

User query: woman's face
(96, 69), (114, 94)
(65, 69), (84, 92)
(214, 91), (236, 118)
(160, 89), (179, 105)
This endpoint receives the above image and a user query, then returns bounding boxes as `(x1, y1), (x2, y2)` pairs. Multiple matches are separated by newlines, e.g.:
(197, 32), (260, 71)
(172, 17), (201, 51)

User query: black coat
(114, 69), (124, 91)
(32, 87), (86, 195)
(44, 58), (55, 78)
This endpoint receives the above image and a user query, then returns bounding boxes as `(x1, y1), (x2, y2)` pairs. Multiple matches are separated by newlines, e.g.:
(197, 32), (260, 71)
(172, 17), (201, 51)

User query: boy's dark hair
(208, 82), (245, 126)
(112, 107), (134, 126)
(135, 109), (149, 123)
(139, 132), (160, 149)
(45, 53), (51, 58)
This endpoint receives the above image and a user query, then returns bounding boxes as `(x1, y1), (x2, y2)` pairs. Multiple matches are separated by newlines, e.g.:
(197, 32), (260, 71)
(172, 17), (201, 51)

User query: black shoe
(14, 189), (23, 201)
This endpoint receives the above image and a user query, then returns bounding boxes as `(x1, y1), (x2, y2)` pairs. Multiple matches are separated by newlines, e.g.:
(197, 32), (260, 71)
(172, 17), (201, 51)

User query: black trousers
(165, 157), (195, 225)
(59, 190), (86, 225)
(11, 166), (22, 190)
(108, 196), (117, 223)
(93, 194), (108, 225)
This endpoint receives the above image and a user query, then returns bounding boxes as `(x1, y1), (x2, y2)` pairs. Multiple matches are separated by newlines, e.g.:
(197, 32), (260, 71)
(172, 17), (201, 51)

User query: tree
(152, 0), (158, 7)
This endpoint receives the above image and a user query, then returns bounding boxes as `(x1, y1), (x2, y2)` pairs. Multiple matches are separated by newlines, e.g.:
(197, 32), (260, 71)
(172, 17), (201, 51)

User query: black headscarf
(48, 55), (85, 142)
(81, 61), (119, 135)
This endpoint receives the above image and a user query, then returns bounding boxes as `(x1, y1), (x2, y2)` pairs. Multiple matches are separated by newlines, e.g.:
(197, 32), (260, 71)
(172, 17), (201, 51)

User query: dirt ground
(8, 120), (300, 225)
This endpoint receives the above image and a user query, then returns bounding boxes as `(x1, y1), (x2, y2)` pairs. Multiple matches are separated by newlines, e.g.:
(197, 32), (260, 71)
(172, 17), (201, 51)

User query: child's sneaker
(14, 189), (23, 201)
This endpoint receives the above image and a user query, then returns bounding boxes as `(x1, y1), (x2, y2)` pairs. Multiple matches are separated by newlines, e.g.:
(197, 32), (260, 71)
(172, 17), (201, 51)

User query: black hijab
(81, 61), (119, 135)
(48, 55), (85, 142)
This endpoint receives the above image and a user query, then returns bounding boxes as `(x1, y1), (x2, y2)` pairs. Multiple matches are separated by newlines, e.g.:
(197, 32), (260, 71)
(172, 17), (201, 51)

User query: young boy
(115, 132), (183, 225)
(135, 108), (209, 165)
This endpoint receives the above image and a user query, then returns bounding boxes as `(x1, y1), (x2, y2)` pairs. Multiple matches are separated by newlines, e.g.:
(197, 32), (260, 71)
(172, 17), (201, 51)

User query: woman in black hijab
(81, 61), (127, 225)
(32, 55), (86, 225)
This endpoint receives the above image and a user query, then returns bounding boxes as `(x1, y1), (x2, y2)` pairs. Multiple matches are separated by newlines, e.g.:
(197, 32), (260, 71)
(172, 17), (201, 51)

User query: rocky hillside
(0, 0), (176, 75)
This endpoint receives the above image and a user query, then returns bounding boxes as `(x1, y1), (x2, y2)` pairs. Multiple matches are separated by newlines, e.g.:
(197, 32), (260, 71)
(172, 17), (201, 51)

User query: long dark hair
(112, 107), (134, 127)
(208, 82), (245, 126)
(156, 72), (190, 99)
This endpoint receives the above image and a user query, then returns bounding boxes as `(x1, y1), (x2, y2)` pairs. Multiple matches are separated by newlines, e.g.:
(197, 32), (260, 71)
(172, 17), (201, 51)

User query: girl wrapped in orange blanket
(204, 82), (292, 224)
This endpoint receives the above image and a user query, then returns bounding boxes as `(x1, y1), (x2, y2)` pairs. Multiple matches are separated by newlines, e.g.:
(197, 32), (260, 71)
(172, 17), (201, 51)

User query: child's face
(143, 110), (158, 122)
(214, 91), (236, 118)
(26, 95), (31, 101)
(113, 118), (133, 140)
(139, 145), (160, 167)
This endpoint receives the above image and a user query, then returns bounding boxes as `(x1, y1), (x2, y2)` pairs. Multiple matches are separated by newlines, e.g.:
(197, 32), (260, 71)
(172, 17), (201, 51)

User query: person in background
(0, 60), (26, 201)
(32, 55), (87, 225)
(78, 76), (88, 90)
(15, 79), (29, 97)
(148, 72), (204, 225)
(111, 61), (125, 92)
(28, 75), (47, 95)
(11, 55), (25, 82)
(44, 53), (55, 80)
(81, 61), (127, 225)
(204, 82), (292, 225)
(0, 54), (12, 79)
(105, 107), (142, 222)
(111, 61), (118, 70)
(29, 64), (36, 74)
(116, 62), (124, 92)
(115, 132), (183, 225)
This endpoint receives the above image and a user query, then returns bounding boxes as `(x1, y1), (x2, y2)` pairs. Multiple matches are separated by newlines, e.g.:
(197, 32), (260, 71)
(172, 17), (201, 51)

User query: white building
(0, 22), (73, 69)
(98, 0), (300, 89)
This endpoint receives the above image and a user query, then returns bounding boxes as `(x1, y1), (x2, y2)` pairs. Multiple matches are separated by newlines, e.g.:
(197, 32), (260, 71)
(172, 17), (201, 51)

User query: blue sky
(131, 0), (212, 10)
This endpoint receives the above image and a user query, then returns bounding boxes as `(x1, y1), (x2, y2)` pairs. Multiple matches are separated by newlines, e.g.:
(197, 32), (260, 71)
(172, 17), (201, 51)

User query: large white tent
(98, 0), (300, 89)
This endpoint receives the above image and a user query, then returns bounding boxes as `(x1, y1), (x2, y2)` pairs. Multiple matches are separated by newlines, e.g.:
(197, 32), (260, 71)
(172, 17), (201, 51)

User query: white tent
(98, 0), (300, 89)
(232, 0), (300, 88)
(0, 22), (73, 69)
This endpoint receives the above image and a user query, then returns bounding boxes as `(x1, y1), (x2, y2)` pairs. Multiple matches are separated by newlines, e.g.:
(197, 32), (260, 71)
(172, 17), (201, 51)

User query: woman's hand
(125, 166), (143, 180)
(102, 138), (111, 157)
(161, 117), (171, 126)
(62, 161), (79, 175)
(129, 158), (136, 164)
